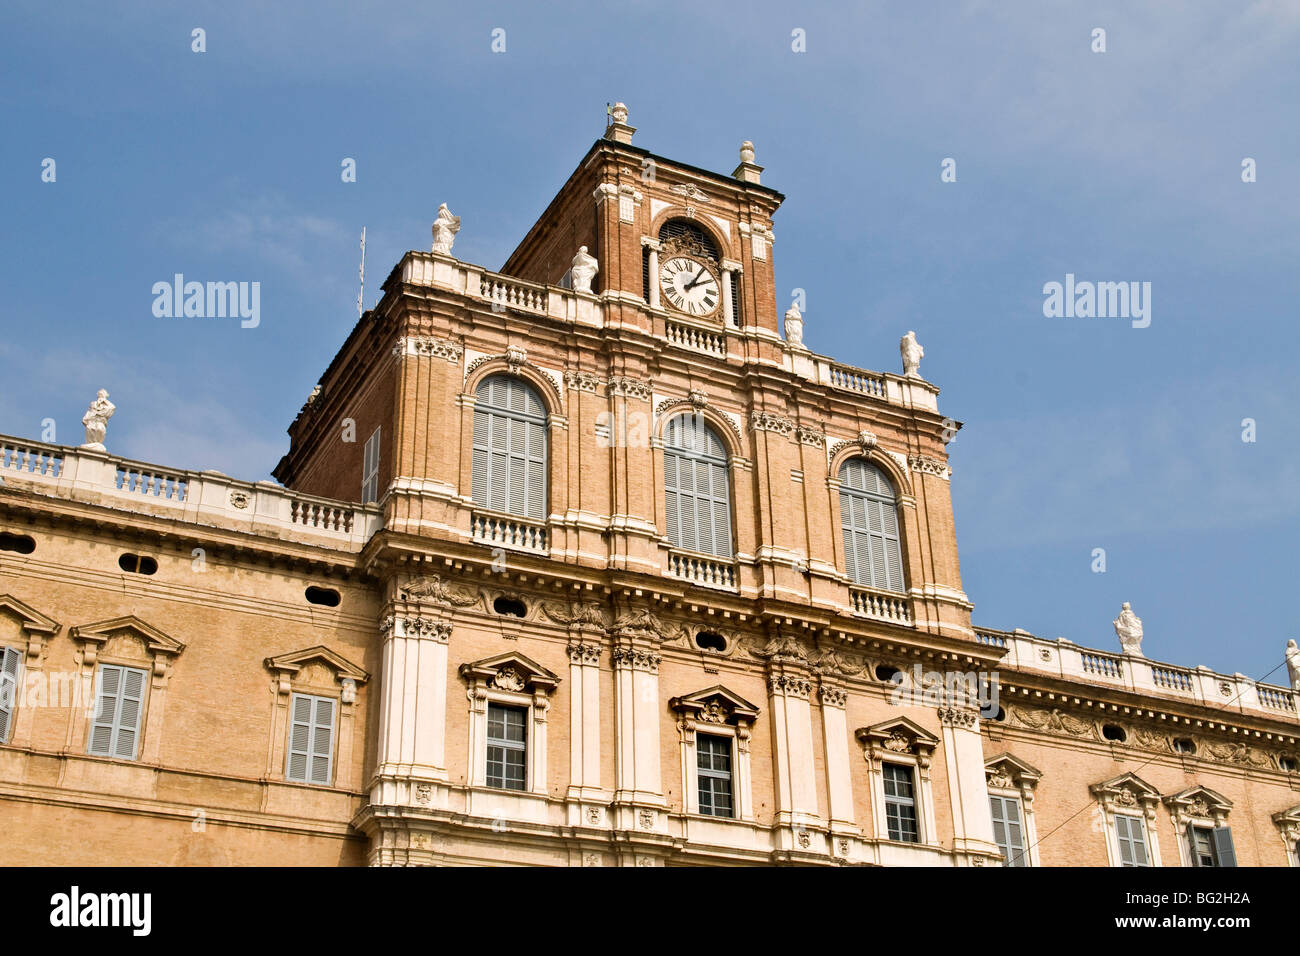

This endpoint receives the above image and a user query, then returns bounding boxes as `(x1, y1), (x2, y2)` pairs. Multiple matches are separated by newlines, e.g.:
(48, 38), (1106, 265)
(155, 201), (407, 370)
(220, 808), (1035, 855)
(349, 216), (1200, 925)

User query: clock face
(660, 256), (720, 316)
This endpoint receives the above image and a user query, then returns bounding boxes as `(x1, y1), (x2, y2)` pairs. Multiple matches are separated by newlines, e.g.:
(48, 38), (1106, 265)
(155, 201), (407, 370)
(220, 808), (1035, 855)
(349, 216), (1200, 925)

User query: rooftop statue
(900, 330), (924, 377)
(431, 203), (461, 255)
(80, 389), (115, 452)
(1113, 602), (1144, 657)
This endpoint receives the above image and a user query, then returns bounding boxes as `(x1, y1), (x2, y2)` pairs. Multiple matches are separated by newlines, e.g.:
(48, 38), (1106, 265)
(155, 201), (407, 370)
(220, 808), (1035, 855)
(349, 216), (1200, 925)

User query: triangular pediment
(460, 652), (560, 692)
(70, 615), (185, 657)
(856, 716), (940, 755)
(1163, 785), (1232, 813)
(985, 752), (1043, 786)
(0, 594), (60, 635)
(670, 685), (761, 724)
(1090, 771), (1161, 808)
(264, 645), (368, 683)
(1272, 804), (1300, 825)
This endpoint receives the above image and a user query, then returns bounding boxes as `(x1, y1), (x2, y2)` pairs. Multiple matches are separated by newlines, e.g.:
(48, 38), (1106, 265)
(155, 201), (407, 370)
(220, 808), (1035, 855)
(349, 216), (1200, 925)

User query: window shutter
(88, 664), (146, 760)
(838, 459), (903, 592)
(1211, 826), (1236, 867)
(663, 416), (733, 558)
(0, 645), (21, 743)
(310, 697), (335, 785)
(471, 376), (548, 520)
(1186, 822), (1205, 866)
(287, 692), (335, 785)
(287, 693), (312, 781)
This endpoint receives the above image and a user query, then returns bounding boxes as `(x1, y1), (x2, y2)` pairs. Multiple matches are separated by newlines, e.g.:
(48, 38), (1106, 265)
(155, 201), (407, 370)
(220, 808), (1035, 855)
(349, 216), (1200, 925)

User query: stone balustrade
(0, 436), (381, 551)
(976, 623), (1300, 724)
(667, 549), (737, 590)
(393, 250), (938, 413)
(849, 586), (912, 626)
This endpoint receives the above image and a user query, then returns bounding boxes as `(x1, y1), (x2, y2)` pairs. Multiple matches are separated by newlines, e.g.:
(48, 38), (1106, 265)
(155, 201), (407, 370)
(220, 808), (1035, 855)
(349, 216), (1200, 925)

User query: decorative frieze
(607, 376), (652, 401)
(768, 674), (813, 699)
(795, 424), (825, 447)
(400, 618), (453, 642)
(563, 369), (604, 393)
(566, 642), (601, 665)
(909, 454), (951, 480)
(611, 647), (661, 673)
(401, 574), (480, 608)
(938, 707), (979, 729)
(819, 684), (848, 708)
(749, 411), (794, 437)
(393, 336), (464, 362)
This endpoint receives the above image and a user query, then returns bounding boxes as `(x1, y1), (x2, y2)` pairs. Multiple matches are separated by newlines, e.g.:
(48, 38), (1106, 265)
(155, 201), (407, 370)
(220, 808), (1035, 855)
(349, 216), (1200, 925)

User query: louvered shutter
(471, 376), (548, 520)
(287, 692), (336, 785)
(87, 664), (146, 760)
(1001, 797), (1026, 866)
(1211, 827), (1236, 867)
(663, 416), (733, 558)
(1116, 815), (1148, 866)
(0, 645), (21, 743)
(839, 459), (903, 592)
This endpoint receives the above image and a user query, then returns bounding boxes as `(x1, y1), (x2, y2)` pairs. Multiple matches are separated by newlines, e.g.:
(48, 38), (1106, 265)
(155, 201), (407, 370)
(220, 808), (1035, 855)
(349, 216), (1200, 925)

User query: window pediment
(670, 685), (760, 727)
(1089, 772), (1161, 811)
(1163, 785), (1232, 822)
(70, 615), (185, 675)
(0, 593), (61, 661)
(264, 645), (369, 697)
(985, 753), (1043, 792)
(460, 652), (560, 695)
(856, 716), (939, 759)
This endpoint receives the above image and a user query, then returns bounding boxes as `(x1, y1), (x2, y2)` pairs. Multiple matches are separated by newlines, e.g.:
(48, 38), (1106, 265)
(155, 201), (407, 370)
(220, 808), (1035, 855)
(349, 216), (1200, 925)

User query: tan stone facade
(2, 111), (1297, 866)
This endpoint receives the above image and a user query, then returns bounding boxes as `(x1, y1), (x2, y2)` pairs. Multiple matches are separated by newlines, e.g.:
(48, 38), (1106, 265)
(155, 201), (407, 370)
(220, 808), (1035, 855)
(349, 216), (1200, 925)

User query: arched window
(838, 459), (903, 592)
(663, 415), (733, 558)
(471, 375), (548, 520)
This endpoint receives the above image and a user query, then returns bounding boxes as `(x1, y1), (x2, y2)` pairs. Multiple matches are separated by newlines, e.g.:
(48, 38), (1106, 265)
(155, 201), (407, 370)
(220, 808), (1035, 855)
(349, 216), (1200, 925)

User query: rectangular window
(1115, 814), (1150, 867)
(286, 692), (336, 785)
(87, 664), (147, 760)
(1189, 824), (1236, 867)
(485, 703), (527, 791)
(696, 733), (734, 818)
(0, 645), (22, 744)
(361, 426), (381, 503)
(882, 763), (919, 843)
(989, 795), (1028, 866)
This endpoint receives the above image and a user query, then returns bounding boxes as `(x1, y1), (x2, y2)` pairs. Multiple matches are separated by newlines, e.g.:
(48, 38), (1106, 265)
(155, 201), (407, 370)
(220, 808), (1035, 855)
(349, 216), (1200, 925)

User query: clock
(660, 256), (720, 317)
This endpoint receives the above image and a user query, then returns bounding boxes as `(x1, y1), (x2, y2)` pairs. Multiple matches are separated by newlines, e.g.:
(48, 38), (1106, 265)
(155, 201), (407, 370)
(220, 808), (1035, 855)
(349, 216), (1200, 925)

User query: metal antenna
(357, 227), (367, 318)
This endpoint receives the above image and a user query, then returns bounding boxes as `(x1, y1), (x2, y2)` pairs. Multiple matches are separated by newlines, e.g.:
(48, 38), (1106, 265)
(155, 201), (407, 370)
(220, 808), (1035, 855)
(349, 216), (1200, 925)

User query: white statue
(1286, 639), (1300, 690)
(571, 246), (598, 294)
(609, 102), (628, 125)
(739, 140), (756, 165)
(81, 389), (116, 451)
(900, 331), (924, 378)
(784, 302), (805, 347)
(1113, 602), (1144, 657)
(431, 203), (461, 255)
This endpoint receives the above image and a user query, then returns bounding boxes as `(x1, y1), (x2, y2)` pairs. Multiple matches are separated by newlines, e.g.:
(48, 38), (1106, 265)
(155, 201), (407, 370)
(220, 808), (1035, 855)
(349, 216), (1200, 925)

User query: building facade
(2, 105), (1298, 867)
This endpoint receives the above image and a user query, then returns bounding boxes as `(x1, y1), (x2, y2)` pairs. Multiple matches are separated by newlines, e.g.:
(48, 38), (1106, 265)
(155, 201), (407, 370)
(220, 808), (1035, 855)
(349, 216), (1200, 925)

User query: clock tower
(500, 103), (786, 356)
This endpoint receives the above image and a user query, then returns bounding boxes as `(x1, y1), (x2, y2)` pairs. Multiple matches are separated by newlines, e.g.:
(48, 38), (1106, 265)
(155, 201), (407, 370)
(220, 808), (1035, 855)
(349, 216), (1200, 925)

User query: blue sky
(2, 2), (1297, 681)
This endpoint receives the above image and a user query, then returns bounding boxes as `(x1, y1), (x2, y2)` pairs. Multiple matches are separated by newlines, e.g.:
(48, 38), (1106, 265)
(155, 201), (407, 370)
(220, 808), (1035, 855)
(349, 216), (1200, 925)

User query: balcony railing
(1150, 663), (1195, 692)
(477, 272), (548, 314)
(668, 550), (737, 590)
(666, 320), (727, 358)
(0, 436), (381, 551)
(974, 628), (1009, 648)
(470, 511), (548, 554)
(1257, 683), (1297, 712)
(828, 363), (887, 399)
(1080, 650), (1124, 679)
(849, 587), (912, 625)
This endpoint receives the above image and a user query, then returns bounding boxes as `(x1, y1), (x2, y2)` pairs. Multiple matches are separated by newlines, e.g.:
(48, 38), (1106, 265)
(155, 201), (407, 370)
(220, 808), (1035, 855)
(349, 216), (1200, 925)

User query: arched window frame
(660, 412), (735, 560)
(836, 456), (906, 593)
(470, 374), (550, 522)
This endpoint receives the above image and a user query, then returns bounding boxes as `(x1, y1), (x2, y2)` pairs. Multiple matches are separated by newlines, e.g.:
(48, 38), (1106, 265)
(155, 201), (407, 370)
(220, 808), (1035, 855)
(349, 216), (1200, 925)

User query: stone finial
(606, 102), (635, 144)
(1113, 602), (1144, 657)
(80, 389), (116, 452)
(900, 331), (924, 378)
(783, 302), (805, 348)
(571, 246), (598, 294)
(733, 140), (763, 184)
(1286, 639), (1300, 690)
(431, 203), (461, 255)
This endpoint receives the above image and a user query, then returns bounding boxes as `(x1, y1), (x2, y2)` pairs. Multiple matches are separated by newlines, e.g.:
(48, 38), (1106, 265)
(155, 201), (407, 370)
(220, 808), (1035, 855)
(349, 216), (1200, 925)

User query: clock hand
(684, 267), (709, 291)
